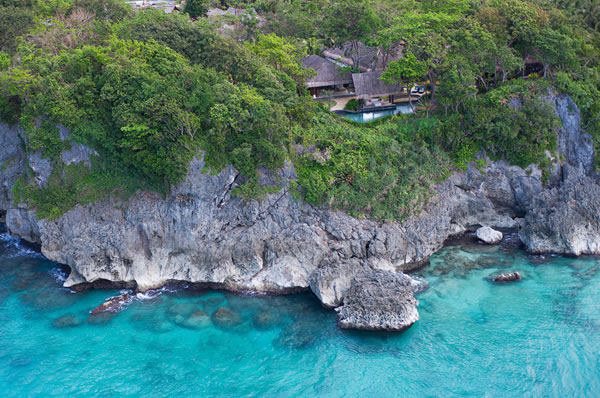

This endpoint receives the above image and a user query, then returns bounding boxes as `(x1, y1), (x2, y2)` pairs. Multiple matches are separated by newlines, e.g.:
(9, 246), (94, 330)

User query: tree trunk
(408, 90), (416, 114)
(427, 70), (437, 103)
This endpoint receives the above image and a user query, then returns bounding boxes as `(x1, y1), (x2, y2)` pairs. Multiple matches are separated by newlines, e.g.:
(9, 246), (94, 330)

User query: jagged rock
(5, 208), (41, 245)
(520, 166), (600, 255)
(0, 123), (25, 218)
(310, 258), (427, 308)
(28, 152), (53, 188)
(90, 293), (131, 315)
(336, 269), (419, 331)
(551, 93), (594, 175)
(476, 226), (503, 244)
(309, 258), (364, 308)
(488, 271), (522, 283)
(1, 144), (532, 292)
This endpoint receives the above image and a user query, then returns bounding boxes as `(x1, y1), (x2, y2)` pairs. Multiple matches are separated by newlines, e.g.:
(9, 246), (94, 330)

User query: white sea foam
(0, 232), (43, 258)
(48, 267), (68, 284)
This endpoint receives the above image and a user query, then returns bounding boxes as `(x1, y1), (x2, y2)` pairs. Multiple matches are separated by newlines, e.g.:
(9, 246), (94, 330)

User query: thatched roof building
(325, 42), (403, 72)
(301, 55), (353, 88)
(352, 71), (403, 99)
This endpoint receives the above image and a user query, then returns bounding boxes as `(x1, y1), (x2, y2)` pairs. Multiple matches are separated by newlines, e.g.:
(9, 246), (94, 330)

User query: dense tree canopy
(0, 0), (598, 221)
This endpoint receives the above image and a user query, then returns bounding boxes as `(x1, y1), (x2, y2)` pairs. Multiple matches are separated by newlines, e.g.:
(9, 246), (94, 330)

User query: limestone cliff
(0, 92), (598, 331)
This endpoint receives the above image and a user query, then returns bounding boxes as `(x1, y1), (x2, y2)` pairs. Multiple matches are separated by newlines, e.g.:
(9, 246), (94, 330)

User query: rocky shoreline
(1, 92), (599, 331)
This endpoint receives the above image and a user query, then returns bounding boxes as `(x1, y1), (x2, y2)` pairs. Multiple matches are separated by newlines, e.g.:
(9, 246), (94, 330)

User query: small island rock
(90, 293), (131, 315)
(488, 271), (522, 283)
(335, 269), (419, 332)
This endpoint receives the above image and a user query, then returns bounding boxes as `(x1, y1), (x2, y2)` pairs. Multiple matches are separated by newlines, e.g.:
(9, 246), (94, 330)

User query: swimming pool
(337, 104), (413, 123)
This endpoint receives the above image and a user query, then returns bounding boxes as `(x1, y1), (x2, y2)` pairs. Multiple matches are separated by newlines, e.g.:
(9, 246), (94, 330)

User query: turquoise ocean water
(1, 226), (599, 397)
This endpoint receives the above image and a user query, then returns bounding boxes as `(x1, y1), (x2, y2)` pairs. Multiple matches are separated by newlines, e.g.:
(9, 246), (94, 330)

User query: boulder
(309, 258), (364, 308)
(476, 226), (503, 244)
(335, 269), (419, 331)
(90, 293), (131, 315)
(488, 271), (522, 283)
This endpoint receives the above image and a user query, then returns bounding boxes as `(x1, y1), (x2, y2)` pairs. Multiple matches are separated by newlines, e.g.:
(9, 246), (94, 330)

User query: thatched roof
(326, 42), (403, 71)
(352, 71), (403, 99)
(302, 55), (353, 88)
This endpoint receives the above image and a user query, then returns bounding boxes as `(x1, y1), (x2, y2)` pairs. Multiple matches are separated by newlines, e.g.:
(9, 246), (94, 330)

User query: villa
(301, 55), (353, 98)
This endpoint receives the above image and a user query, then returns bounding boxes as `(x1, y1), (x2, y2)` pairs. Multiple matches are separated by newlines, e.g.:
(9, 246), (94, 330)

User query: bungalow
(351, 71), (403, 107)
(323, 42), (404, 72)
(301, 54), (353, 97)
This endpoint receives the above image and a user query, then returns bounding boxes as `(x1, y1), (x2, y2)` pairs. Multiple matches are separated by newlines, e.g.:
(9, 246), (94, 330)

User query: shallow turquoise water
(339, 104), (412, 123)
(1, 228), (599, 397)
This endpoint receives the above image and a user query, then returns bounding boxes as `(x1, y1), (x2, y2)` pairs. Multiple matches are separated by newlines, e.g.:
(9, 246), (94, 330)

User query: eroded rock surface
(520, 166), (600, 255)
(335, 269), (419, 331)
(0, 123), (25, 220)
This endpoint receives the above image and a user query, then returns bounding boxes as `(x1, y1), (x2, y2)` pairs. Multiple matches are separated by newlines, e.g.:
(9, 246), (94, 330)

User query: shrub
(344, 98), (359, 111)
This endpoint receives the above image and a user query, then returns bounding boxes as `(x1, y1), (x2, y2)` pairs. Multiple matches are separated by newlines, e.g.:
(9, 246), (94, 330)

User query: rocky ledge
(1, 92), (599, 331)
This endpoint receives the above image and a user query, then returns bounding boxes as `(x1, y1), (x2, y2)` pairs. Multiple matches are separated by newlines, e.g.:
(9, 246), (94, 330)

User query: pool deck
(320, 91), (427, 112)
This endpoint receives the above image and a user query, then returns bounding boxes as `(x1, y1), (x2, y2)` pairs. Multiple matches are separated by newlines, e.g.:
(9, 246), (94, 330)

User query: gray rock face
(0, 124), (583, 295)
(0, 123), (25, 218)
(58, 126), (98, 167)
(520, 166), (600, 255)
(10, 156), (533, 293)
(551, 93), (595, 175)
(335, 269), (419, 331)
(28, 151), (53, 188)
(476, 226), (503, 244)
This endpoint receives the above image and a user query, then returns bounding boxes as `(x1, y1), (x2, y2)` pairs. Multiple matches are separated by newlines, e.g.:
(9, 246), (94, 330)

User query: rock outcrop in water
(336, 269), (419, 331)
(1, 92), (599, 331)
(488, 271), (522, 283)
(90, 293), (132, 315)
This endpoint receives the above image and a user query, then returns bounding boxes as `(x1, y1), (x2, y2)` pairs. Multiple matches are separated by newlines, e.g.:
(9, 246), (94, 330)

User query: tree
(184, 0), (209, 18)
(247, 33), (312, 91)
(0, 4), (35, 52)
(323, 0), (380, 71)
(396, 12), (457, 103)
(532, 27), (578, 77)
(381, 53), (427, 113)
(448, 19), (499, 91)
(495, 46), (522, 82)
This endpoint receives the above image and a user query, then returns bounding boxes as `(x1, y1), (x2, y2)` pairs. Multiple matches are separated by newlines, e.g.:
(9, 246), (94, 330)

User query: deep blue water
(1, 227), (599, 397)
(338, 104), (412, 123)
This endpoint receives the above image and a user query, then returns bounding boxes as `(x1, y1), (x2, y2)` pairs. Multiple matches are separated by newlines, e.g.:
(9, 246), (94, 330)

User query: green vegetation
(344, 99), (359, 111)
(183, 0), (210, 18)
(0, 0), (598, 221)
(293, 114), (452, 220)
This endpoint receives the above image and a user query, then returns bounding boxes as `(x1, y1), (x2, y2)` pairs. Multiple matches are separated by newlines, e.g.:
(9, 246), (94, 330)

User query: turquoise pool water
(339, 104), (413, 123)
(1, 227), (599, 397)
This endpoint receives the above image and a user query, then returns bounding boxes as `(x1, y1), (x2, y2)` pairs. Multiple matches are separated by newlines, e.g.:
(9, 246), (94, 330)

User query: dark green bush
(344, 98), (359, 111)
